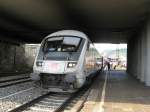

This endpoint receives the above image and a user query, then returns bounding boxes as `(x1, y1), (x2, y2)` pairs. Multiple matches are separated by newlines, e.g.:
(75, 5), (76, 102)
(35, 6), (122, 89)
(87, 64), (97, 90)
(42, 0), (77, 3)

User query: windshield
(43, 36), (81, 52)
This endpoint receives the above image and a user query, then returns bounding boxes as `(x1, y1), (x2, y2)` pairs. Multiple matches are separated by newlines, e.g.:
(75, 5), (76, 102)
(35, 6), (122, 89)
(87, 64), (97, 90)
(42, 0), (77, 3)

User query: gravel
(0, 74), (49, 112)
(0, 87), (47, 112)
(0, 81), (34, 98)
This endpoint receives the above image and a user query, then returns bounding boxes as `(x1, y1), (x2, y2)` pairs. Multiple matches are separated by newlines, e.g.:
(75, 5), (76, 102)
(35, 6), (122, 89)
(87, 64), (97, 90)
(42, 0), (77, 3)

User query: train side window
(87, 42), (90, 50)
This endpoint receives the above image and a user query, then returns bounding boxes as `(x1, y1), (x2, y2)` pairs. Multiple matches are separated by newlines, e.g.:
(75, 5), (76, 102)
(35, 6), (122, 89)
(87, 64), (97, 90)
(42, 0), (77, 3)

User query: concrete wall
(0, 42), (39, 73)
(127, 16), (150, 86)
(0, 42), (16, 71)
(24, 44), (40, 68)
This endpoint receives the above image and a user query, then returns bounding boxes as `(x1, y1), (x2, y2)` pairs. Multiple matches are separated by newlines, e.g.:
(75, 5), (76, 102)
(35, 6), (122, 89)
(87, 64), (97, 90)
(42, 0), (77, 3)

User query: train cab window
(62, 44), (76, 52)
(43, 36), (81, 52)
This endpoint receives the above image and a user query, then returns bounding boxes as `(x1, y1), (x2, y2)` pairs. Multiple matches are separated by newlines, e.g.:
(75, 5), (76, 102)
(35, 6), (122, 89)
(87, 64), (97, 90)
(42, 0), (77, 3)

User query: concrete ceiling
(0, 0), (149, 43)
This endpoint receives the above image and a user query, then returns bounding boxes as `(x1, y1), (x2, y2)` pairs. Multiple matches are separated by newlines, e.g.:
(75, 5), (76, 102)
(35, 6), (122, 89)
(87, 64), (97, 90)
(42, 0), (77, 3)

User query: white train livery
(32, 30), (100, 91)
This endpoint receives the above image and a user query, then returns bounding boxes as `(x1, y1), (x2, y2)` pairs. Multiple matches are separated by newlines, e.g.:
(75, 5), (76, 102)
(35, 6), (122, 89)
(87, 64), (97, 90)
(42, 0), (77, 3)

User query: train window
(87, 42), (90, 50)
(43, 36), (81, 52)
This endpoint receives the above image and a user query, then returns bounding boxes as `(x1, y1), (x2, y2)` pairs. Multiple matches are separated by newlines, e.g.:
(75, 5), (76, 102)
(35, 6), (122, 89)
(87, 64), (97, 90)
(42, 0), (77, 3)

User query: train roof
(46, 30), (89, 40)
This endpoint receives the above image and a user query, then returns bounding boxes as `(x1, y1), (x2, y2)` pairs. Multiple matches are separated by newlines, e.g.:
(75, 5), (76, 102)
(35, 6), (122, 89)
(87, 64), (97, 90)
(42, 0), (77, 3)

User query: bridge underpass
(0, 0), (150, 112)
(0, 0), (149, 83)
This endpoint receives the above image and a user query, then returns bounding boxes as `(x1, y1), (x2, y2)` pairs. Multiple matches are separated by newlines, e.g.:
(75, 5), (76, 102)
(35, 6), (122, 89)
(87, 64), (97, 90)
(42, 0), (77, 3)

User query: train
(31, 30), (101, 92)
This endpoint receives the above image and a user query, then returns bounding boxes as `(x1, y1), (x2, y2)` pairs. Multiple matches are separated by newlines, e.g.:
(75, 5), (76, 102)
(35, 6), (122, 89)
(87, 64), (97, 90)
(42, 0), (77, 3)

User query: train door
(89, 43), (95, 71)
(85, 42), (93, 76)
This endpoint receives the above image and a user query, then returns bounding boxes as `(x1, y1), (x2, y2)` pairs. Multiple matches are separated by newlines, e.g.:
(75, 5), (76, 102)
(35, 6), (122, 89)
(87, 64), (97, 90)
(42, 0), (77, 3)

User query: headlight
(67, 62), (77, 68)
(36, 61), (43, 67)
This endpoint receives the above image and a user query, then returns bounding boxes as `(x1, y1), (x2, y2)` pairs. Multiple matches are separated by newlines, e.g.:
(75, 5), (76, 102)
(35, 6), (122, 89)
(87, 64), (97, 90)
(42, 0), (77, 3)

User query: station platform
(82, 70), (150, 112)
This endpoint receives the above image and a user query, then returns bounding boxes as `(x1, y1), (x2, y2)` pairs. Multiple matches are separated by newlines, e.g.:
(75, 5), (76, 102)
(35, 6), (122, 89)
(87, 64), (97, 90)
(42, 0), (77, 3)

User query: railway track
(8, 85), (90, 112)
(0, 76), (32, 88)
(3, 71), (99, 112)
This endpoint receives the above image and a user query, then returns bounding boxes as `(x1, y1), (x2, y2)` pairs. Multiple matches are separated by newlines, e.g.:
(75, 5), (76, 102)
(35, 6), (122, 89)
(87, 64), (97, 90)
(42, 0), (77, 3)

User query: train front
(32, 35), (85, 91)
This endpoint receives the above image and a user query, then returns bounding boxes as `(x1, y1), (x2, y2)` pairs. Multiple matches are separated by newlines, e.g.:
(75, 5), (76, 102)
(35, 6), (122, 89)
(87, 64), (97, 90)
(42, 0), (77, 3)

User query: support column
(127, 42), (130, 73)
(131, 39), (134, 76)
(137, 37), (141, 79)
(133, 38), (137, 77)
(127, 38), (133, 76)
(145, 15), (150, 86)
(141, 29), (146, 82)
(131, 38), (136, 77)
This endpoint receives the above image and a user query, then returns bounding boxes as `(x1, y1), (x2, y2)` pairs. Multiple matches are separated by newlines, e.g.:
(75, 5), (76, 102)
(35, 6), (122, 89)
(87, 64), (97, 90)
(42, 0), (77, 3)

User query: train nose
(43, 61), (66, 73)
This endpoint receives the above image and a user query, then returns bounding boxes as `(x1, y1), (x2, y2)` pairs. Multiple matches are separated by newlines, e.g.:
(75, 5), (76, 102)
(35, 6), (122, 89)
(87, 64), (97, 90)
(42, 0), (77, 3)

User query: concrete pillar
(134, 40), (138, 78)
(145, 16), (150, 86)
(127, 39), (132, 75)
(141, 29), (146, 82)
(130, 39), (134, 76)
(127, 43), (130, 74)
(133, 39), (137, 77)
(129, 38), (136, 77)
(137, 37), (141, 79)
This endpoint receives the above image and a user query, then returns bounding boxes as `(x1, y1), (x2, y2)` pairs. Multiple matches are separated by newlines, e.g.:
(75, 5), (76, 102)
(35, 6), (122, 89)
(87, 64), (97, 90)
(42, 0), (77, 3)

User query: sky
(94, 43), (127, 53)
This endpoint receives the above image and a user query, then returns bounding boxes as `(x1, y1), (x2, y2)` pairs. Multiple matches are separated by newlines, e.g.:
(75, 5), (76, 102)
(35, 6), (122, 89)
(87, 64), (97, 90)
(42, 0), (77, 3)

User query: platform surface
(105, 71), (150, 112)
(82, 70), (150, 112)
